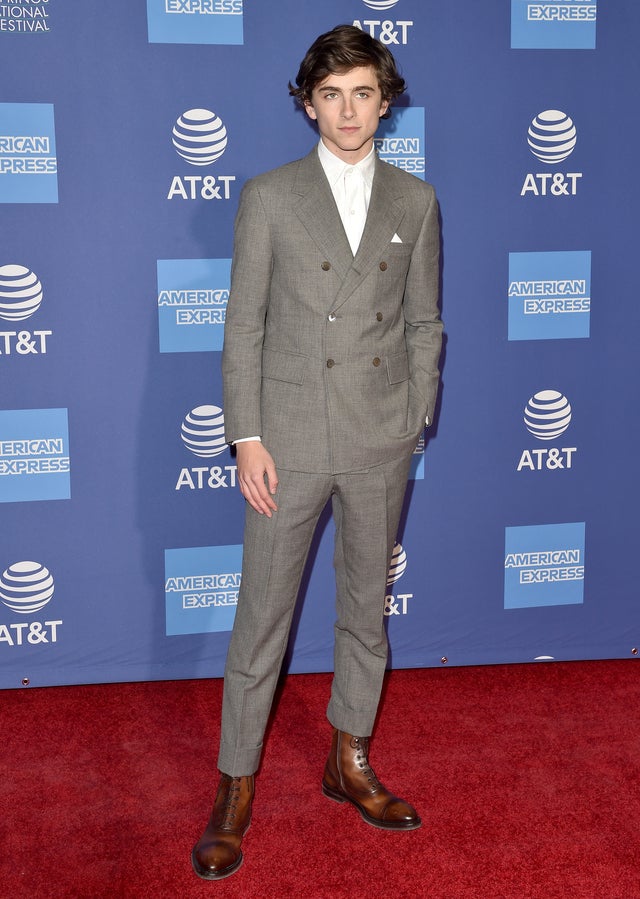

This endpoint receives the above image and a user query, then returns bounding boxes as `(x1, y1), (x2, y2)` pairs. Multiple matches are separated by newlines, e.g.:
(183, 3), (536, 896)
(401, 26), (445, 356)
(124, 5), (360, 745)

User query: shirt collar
(317, 139), (376, 189)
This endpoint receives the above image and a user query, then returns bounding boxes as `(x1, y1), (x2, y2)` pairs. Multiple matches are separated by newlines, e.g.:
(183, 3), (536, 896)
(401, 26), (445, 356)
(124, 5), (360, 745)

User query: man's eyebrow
(317, 84), (377, 93)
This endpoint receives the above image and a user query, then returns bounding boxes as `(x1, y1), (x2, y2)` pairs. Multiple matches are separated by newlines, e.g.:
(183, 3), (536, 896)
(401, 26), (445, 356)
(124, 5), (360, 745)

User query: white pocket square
(391, 233), (403, 243)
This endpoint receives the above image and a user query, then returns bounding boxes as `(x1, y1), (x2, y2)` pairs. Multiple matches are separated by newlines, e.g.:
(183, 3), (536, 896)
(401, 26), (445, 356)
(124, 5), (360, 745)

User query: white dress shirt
(317, 138), (375, 255)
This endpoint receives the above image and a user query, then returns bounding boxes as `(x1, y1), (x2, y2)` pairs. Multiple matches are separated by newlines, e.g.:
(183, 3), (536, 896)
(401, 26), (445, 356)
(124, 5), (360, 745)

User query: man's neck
(319, 138), (376, 167)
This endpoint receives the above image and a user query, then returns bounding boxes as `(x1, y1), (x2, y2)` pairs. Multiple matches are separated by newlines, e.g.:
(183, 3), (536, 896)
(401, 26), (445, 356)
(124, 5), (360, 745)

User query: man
(192, 24), (442, 881)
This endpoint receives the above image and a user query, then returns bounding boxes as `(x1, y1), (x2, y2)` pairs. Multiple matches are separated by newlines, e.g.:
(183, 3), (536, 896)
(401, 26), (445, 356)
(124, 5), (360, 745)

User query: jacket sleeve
(222, 178), (273, 443)
(403, 183), (443, 426)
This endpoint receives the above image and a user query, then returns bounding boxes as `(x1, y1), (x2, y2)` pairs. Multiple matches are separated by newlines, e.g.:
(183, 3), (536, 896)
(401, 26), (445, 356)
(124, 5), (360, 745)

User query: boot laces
(219, 776), (242, 829)
(351, 736), (383, 789)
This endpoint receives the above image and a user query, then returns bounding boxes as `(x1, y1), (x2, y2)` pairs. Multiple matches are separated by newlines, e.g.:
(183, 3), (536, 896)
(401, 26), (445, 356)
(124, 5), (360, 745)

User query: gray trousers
(217, 451), (414, 777)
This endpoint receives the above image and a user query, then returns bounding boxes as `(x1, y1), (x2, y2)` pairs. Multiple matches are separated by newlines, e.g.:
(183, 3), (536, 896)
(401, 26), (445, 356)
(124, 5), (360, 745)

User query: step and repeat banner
(2, 1), (638, 688)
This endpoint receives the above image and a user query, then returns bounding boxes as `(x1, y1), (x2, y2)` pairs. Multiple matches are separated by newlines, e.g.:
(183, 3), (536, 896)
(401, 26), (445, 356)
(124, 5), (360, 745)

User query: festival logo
(0, 0), (52, 34)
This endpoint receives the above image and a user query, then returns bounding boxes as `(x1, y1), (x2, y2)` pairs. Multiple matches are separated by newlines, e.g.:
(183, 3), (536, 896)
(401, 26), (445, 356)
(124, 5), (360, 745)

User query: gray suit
(218, 147), (442, 776)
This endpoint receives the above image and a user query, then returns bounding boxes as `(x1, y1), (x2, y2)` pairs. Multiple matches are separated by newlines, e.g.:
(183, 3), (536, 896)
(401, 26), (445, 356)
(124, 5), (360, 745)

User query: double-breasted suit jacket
(222, 147), (442, 473)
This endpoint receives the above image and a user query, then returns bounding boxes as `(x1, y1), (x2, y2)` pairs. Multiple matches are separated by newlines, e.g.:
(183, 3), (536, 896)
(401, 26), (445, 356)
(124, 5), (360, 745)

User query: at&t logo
(521, 110), (582, 197)
(175, 404), (238, 490)
(354, 0), (413, 45)
(172, 108), (227, 164)
(362, 0), (400, 7)
(384, 542), (413, 616)
(167, 108), (236, 201)
(0, 560), (62, 647)
(0, 264), (52, 355)
(517, 390), (577, 471)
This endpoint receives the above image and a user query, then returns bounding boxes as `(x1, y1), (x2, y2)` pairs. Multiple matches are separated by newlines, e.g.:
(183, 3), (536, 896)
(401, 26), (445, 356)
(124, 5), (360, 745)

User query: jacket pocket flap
(262, 347), (306, 385)
(386, 351), (410, 384)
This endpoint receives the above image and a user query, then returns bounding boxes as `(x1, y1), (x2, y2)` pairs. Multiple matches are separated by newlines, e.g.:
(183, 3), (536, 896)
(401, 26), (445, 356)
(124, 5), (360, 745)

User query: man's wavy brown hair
(289, 25), (406, 119)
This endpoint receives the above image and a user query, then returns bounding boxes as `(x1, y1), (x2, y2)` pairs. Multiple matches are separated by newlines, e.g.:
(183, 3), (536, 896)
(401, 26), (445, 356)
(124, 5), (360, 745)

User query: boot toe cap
(192, 839), (243, 880)
(382, 797), (422, 829)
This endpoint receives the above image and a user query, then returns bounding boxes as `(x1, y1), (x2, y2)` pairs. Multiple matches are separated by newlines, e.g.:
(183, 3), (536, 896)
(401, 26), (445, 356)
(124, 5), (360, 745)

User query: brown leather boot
(322, 729), (421, 830)
(191, 773), (254, 880)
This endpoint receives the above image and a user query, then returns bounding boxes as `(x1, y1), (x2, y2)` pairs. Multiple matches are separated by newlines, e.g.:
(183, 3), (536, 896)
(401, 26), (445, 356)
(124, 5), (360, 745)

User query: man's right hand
(235, 441), (279, 517)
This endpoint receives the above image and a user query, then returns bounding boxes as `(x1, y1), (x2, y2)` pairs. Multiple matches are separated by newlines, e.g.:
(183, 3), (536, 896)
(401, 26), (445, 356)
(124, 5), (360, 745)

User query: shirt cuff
(232, 436), (262, 444)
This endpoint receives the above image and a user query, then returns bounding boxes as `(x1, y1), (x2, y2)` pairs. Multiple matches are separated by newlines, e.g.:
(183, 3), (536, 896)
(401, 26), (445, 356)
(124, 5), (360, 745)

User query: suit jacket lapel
(333, 157), (406, 310)
(293, 150), (353, 281)
(292, 150), (407, 310)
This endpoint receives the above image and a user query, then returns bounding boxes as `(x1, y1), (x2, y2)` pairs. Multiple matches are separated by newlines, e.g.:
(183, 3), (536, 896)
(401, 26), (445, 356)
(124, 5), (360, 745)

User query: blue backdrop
(2, 0), (638, 689)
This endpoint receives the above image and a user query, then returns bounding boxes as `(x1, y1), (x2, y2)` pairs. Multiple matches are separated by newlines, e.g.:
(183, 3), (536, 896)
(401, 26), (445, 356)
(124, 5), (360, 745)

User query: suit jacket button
(321, 261), (331, 271)
(376, 312), (383, 321)
(326, 358), (335, 368)
(372, 357), (381, 367)
(328, 313), (337, 322)
(379, 261), (388, 271)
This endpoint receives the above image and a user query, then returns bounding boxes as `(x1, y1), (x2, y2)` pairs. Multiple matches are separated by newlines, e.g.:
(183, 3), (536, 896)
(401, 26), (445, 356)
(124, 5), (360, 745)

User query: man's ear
(379, 99), (389, 118)
(304, 100), (317, 121)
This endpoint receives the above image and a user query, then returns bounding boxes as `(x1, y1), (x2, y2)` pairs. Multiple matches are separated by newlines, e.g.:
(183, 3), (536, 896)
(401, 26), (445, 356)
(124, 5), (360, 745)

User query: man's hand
(235, 441), (279, 517)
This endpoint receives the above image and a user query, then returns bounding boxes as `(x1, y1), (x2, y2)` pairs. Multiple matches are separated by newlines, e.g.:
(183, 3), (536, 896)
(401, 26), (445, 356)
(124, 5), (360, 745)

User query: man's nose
(342, 98), (355, 118)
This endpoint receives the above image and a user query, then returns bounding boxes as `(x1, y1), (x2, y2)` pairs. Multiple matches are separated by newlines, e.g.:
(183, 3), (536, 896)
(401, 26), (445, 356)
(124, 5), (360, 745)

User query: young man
(192, 24), (442, 880)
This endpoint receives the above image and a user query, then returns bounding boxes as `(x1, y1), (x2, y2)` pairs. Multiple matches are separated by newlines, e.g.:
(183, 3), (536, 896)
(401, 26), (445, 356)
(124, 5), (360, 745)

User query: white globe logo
(387, 543), (407, 586)
(0, 561), (54, 614)
(172, 109), (228, 166)
(524, 390), (572, 440)
(363, 0), (400, 10)
(527, 110), (577, 164)
(0, 264), (43, 322)
(181, 405), (227, 457)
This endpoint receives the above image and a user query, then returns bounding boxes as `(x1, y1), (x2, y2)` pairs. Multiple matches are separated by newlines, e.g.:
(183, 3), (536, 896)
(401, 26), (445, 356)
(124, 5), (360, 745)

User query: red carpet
(1, 661), (639, 898)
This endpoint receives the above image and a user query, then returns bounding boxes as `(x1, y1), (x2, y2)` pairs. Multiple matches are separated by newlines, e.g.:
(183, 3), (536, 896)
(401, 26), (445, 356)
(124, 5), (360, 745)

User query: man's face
(304, 66), (389, 164)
